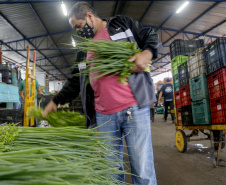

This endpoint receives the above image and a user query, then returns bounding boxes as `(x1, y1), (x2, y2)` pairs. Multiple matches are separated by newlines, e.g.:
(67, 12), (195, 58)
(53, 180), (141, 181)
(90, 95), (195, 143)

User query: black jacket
(52, 15), (162, 129)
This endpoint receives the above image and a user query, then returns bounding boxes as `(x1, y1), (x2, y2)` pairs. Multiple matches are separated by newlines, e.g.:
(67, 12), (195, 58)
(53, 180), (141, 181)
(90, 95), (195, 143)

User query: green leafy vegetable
(74, 37), (141, 85)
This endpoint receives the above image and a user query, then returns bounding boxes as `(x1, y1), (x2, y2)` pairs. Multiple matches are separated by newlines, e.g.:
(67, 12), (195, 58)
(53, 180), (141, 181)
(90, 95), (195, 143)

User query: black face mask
(77, 22), (95, 39)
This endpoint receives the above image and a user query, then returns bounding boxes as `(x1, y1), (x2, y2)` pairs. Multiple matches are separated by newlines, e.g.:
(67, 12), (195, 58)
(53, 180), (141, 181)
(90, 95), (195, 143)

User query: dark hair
(68, 2), (99, 20)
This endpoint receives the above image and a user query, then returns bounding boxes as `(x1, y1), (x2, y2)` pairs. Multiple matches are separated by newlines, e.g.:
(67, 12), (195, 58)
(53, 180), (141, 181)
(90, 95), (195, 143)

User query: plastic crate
(174, 91), (181, 109)
(170, 39), (204, 59)
(192, 99), (211, 125)
(171, 55), (187, 76)
(204, 37), (226, 76)
(189, 74), (209, 101)
(37, 94), (55, 109)
(0, 63), (12, 70)
(2, 76), (12, 84)
(0, 69), (12, 77)
(181, 105), (193, 125)
(210, 97), (226, 124)
(179, 85), (191, 106)
(178, 61), (189, 87)
(207, 68), (226, 100)
(173, 74), (179, 92)
(0, 109), (23, 124)
(187, 48), (206, 79)
(176, 108), (182, 126)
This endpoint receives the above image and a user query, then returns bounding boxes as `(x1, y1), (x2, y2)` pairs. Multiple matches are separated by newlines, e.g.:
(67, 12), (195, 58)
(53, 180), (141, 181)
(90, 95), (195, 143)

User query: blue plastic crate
(192, 99), (211, 125)
(189, 74), (209, 101)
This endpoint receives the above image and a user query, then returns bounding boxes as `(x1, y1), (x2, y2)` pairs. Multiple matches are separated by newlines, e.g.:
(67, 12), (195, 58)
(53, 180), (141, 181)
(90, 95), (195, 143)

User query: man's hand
(43, 100), (57, 117)
(128, 50), (153, 73)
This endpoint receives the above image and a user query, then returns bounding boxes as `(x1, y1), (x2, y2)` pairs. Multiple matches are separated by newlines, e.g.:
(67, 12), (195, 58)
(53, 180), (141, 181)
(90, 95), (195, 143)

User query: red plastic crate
(207, 68), (226, 100)
(174, 91), (181, 109)
(210, 97), (226, 124)
(179, 85), (191, 106)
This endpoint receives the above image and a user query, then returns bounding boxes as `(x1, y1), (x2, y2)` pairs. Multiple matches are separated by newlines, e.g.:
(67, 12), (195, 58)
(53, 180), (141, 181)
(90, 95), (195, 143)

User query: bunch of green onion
(0, 124), (130, 184)
(74, 37), (141, 84)
(28, 106), (86, 127)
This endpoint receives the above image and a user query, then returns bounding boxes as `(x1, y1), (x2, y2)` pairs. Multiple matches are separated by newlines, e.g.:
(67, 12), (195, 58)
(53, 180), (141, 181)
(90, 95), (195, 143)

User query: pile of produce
(28, 106), (86, 127)
(0, 124), (129, 185)
(75, 37), (141, 84)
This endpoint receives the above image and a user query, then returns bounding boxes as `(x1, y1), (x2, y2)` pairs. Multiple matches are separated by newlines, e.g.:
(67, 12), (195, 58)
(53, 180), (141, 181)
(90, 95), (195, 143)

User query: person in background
(158, 77), (175, 123)
(44, 2), (162, 184)
(19, 79), (42, 107)
(13, 65), (22, 109)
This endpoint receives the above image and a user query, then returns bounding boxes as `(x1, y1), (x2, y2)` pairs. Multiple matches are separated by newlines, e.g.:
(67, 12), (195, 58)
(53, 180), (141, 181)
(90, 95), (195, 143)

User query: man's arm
(43, 52), (86, 117)
(119, 15), (162, 73)
(37, 88), (42, 94)
(19, 90), (24, 101)
(158, 91), (163, 105)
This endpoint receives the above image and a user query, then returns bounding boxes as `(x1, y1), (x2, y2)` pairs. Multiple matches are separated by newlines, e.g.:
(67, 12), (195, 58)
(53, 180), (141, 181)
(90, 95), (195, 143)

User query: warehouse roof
(0, 0), (225, 81)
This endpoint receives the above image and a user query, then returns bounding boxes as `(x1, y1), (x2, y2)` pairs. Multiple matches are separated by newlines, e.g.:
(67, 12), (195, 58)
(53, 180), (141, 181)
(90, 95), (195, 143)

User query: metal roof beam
(163, 2), (221, 45)
(194, 19), (226, 39)
(0, 11), (68, 79)
(29, 3), (70, 65)
(139, 1), (154, 23)
(113, 1), (120, 16)
(0, 0), (225, 3)
(0, 41), (60, 80)
(3, 22), (220, 46)
(121, 1), (128, 15)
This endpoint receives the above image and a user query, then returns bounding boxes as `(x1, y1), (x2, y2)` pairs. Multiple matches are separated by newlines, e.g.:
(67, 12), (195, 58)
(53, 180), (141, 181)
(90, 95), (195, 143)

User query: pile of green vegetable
(0, 124), (130, 185)
(75, 37), (141, 84)
(28, 106), (86, 127)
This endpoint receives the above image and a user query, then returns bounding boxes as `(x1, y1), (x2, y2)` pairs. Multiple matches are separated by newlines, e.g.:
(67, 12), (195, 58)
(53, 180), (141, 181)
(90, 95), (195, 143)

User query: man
(19, 78), (42, 106)
(158, 78), (175, 123)
(44, 2), (162, 184)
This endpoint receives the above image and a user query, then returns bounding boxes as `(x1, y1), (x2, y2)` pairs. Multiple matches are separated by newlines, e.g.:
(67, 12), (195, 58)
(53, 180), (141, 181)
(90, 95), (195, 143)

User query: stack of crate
(0, 63), (12, 84)
(187, 48), (211, 125)
(204, 37), (226, 124)
(170, 39), (204, 126)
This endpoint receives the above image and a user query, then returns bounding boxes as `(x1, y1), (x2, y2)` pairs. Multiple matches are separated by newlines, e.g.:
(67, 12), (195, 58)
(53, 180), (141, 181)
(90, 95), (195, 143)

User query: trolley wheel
(175, 130), (187, 153)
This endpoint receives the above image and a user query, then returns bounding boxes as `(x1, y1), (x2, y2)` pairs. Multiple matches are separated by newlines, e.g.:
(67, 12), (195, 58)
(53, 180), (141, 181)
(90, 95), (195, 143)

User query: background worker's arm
(43, 51), (85, 117)
(19, 90), (24, 101)
(158, 91), (163, 105)
(37, 88), (42, 94)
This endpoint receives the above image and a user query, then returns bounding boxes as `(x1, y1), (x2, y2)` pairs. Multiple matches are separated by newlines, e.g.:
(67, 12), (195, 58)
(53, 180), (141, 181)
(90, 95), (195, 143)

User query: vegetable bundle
(75, 38), (141, 84)
(0, 125), (130, 185)
(28, 107), (86, 127)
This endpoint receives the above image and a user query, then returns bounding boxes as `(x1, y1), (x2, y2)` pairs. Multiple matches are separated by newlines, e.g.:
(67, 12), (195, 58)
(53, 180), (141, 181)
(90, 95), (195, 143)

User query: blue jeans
(96, 104), (157, 185)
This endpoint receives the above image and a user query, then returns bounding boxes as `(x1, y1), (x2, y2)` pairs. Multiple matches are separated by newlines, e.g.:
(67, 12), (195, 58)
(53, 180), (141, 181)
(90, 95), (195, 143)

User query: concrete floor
(124, 114), (226, 185)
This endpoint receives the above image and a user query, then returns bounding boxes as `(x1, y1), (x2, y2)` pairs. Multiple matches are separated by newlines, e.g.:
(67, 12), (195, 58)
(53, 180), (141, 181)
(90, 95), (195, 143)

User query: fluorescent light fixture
(72, 39), (76, 47)
(61, 1), (67, 16)
(176, 1), (189, 14)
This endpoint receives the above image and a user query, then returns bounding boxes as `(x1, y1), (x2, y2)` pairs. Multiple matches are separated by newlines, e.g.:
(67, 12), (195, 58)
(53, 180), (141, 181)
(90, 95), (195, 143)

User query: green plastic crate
(156, 107), (164, 114)
(191, 99), (211, 125)
(189, 74), (209, 101)
(173, 74), (179, 92)
(171, 55), (188, 76)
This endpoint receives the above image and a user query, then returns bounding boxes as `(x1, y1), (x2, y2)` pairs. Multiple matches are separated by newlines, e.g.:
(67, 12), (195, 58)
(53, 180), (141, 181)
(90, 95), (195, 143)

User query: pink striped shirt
(87, 26), (137, 114)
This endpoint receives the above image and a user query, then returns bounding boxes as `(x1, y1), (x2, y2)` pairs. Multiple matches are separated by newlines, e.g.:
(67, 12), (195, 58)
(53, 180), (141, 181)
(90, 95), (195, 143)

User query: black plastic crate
(0, 69), (12, 78)
(0, 109), (23, 124)
(0, 63), (12, 70)
(170, 39), (204, 59)
(204, 37), (226, 76)
(178, 62), (189, 87)
(2, 76), (12, 84)
(181, 105), (193, 125)
(37, 94), (55, 109)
